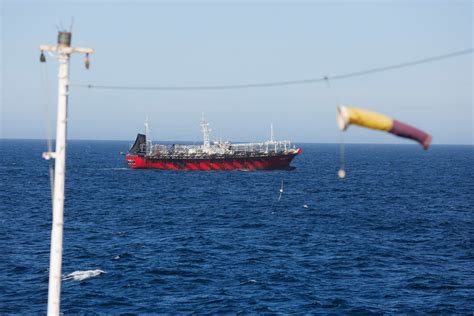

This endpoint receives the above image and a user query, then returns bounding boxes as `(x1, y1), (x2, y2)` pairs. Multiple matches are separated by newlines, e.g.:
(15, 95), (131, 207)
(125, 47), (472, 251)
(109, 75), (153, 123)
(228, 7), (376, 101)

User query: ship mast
(144, 116), (152, 154)
(201, 117), (211, 149)
(270, 123), (275, 143)
(269, 123), (277, 151)
(40, 31), (93, 316)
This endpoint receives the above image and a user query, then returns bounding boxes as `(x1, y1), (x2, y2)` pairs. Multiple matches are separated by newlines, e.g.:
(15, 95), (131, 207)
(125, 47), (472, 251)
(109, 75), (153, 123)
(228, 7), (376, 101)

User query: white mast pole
(47, 46), (69, 316)
(40, 31), (93, 316)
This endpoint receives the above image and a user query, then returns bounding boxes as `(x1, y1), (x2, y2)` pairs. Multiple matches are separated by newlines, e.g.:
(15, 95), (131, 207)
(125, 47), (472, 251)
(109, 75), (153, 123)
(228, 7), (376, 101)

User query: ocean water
(1, 140), (473, 314)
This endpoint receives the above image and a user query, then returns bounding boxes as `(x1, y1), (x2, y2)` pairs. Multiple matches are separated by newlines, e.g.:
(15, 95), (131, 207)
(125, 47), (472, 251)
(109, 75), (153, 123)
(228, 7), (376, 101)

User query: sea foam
(63, 269), (106, 281)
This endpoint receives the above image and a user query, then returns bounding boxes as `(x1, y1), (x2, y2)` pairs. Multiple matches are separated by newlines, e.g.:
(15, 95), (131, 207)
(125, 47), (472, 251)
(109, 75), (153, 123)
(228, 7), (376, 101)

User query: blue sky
(1, 0), (472, 144)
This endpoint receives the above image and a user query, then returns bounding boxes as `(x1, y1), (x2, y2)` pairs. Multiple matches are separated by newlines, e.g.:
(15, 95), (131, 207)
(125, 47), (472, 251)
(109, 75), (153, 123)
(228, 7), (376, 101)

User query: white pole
(40, 31), (93, 316)
(47, 50), (69, 316)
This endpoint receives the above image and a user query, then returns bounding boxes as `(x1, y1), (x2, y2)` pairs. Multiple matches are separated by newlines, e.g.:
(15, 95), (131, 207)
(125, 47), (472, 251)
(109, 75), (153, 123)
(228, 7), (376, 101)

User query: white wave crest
(63, 269), (106, 281)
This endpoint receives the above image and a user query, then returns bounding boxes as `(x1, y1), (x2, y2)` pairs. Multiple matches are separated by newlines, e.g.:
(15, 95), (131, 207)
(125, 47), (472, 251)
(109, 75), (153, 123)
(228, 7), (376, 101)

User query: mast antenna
(40, 30), (93, 316)
(69, 17), (74, 32)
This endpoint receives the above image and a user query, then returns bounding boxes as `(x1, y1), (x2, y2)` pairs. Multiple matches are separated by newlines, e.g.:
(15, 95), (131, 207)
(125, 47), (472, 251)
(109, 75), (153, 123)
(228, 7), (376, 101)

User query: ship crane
(40, 31), (94, 316)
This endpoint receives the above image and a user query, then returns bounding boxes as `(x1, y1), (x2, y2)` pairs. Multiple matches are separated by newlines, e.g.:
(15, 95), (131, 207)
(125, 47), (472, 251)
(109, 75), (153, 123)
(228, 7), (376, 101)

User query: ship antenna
(40, 29), (94, 315)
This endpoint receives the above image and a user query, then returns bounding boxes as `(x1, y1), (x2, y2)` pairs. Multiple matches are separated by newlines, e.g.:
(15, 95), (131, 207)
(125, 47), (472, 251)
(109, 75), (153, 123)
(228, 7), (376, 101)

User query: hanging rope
(40, 63), (55, 202)
(270, 178), (284, 213)
(278, 180), (284, 201)
(338, 132), (346, 179)
(77, 48), (473, 91)
(323, 76), (347, 179)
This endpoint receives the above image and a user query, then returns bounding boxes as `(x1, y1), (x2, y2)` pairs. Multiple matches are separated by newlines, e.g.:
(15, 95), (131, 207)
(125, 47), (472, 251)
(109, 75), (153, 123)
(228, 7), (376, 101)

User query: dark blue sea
(1, 140), (473, 314)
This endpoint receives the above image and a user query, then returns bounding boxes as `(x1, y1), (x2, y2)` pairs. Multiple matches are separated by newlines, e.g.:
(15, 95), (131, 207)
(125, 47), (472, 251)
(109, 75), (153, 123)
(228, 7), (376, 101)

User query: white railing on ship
(142, 140), (295, 156)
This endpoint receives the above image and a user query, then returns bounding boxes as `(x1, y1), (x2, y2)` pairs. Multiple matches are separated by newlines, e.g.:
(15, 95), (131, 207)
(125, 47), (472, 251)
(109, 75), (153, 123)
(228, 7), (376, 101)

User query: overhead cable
(78, 48), (473, 91)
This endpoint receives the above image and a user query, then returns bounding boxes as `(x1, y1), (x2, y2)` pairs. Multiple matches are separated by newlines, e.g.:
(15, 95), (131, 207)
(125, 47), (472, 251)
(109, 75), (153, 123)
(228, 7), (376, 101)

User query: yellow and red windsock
(337, 106), (432, 150)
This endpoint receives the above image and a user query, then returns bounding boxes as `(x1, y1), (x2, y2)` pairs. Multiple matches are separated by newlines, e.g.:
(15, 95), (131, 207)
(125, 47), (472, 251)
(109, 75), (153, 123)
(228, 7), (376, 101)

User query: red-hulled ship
(126, 119), (301, 170)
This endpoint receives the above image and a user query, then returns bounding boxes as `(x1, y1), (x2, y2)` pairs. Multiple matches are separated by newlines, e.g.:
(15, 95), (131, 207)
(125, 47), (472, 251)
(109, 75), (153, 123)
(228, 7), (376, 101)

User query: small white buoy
(338, 168), (346, 179)
(303, 204), (308, 208)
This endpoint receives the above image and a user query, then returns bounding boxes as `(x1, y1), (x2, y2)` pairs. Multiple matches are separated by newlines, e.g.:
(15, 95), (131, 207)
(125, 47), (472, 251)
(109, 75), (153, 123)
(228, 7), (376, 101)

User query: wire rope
(40, 63), (55, 201)
(77, 49), (473, 91)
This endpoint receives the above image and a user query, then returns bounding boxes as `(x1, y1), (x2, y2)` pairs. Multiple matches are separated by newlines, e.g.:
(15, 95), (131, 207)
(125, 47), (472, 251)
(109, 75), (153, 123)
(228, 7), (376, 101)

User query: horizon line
(1, 137), (473, 146)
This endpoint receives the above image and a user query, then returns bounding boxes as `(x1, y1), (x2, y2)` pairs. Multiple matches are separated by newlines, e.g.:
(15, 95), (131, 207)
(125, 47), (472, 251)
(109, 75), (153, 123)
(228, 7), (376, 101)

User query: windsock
(337, 106), (432, 150)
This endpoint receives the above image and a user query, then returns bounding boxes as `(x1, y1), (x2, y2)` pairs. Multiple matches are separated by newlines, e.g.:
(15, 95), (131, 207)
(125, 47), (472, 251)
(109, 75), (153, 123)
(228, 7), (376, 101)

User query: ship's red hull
(126, 150), (301, 170)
